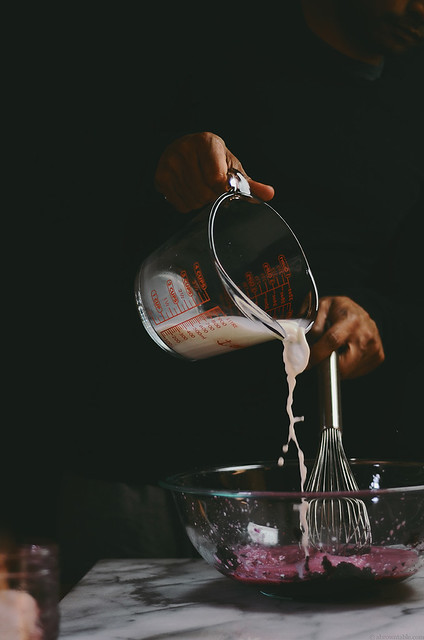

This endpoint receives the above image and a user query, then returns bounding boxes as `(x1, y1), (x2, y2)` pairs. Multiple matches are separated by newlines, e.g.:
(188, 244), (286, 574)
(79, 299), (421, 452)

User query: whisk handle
(318, 351), (342, 432)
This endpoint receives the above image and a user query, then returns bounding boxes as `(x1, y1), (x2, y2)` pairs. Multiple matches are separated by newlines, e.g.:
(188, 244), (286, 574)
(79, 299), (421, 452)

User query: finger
(307, 324), (348, 369)
(309, 319), (384, 378)
(226, 158), (275, 201)
(173, 150), (219, 211)
(338, 324), (385, 379)
(175, 133), (229, 206)
(338, 342), (384, 379)
(201, 140), (274, 201)
(248, 179), (275, 201)
(308, 297), (332, 339)
(154, 133), (227, 211)
(198, 134), (232, 193)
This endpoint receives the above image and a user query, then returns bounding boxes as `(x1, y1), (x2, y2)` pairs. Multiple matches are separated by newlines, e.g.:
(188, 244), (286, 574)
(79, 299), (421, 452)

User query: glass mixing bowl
(160, 460), (424, 598)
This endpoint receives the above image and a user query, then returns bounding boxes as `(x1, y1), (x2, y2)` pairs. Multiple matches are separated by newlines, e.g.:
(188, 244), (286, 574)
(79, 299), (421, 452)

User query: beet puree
(223, 545), (419, 585)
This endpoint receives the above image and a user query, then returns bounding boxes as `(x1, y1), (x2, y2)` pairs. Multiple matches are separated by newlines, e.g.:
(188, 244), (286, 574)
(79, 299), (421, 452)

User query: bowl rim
(159, 459), (424, 499)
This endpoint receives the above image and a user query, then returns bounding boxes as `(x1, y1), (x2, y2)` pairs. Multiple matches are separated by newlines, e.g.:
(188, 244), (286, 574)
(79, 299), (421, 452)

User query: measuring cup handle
(227, 169), (251, 196)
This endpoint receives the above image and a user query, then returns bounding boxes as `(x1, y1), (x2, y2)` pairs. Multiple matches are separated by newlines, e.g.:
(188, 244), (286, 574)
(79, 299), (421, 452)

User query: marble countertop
(59, 558), (424, 640)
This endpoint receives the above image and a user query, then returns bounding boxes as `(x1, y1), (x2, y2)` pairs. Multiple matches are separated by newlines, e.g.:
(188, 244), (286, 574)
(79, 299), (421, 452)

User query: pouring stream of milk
(276, 320), (311, 554)
(276, 321), (310, 484)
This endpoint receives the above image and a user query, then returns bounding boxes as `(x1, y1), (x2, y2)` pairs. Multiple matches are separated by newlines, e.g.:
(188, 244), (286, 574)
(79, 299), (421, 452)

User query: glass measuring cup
(135, 170), (318, 360)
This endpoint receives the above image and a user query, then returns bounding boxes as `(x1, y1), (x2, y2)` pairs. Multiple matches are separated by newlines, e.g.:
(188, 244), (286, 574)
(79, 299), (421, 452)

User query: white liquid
(277, 320), (311, 554)
(277, 321), (309, 490)
(160, 313), (282, 359)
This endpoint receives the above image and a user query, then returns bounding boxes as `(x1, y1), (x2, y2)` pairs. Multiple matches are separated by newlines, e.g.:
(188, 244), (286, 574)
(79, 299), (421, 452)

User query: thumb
(248, 179), (275, 201)
(225, 149), (274, 201)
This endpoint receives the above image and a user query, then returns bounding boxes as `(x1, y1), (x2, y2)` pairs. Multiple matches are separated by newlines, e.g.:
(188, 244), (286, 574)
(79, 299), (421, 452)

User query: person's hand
(307, 296), (385, 379)
(154, 132), (275, 213)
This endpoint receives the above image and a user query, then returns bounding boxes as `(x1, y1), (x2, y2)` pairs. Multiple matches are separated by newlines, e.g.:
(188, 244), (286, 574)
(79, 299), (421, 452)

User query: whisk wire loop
(305, 353), (372, 555)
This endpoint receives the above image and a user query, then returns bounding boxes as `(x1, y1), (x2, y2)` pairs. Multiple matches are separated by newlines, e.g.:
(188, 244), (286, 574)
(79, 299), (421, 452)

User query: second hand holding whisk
(306, 351), (372, 555)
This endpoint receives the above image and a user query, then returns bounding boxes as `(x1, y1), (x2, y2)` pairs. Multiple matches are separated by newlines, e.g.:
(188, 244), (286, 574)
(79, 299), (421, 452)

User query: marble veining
(59, 558), (424, 639)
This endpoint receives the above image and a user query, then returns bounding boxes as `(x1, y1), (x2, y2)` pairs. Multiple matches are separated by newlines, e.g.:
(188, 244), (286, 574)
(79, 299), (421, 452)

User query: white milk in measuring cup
(135, 171), (317, 360)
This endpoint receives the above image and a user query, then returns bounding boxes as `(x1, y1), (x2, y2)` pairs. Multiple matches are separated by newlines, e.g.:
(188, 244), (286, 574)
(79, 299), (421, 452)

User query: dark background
(5, 6), (423, 550)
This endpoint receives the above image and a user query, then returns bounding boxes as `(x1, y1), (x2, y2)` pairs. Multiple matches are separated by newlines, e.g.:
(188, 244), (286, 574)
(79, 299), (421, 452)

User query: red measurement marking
(263, 262), (277, 286)
(242, 255), (294, 318)
(245, 271), (258, 296)
(193, 262), (207, 290)
(278, 254), (291, 275)
(152, 270), (211, 326)
(180, 270), (194, 298)
(160, 306), (229, 347)
(151, 289), (162, 314)
(166, 279), (178, 305)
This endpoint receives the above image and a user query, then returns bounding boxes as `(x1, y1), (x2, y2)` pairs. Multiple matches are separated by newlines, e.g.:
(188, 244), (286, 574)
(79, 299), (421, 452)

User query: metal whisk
(306, 352), (372, 555)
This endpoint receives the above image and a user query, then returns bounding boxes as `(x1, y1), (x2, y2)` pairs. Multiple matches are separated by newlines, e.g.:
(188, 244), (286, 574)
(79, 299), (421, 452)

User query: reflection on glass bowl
(160, 460), (424, 598)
